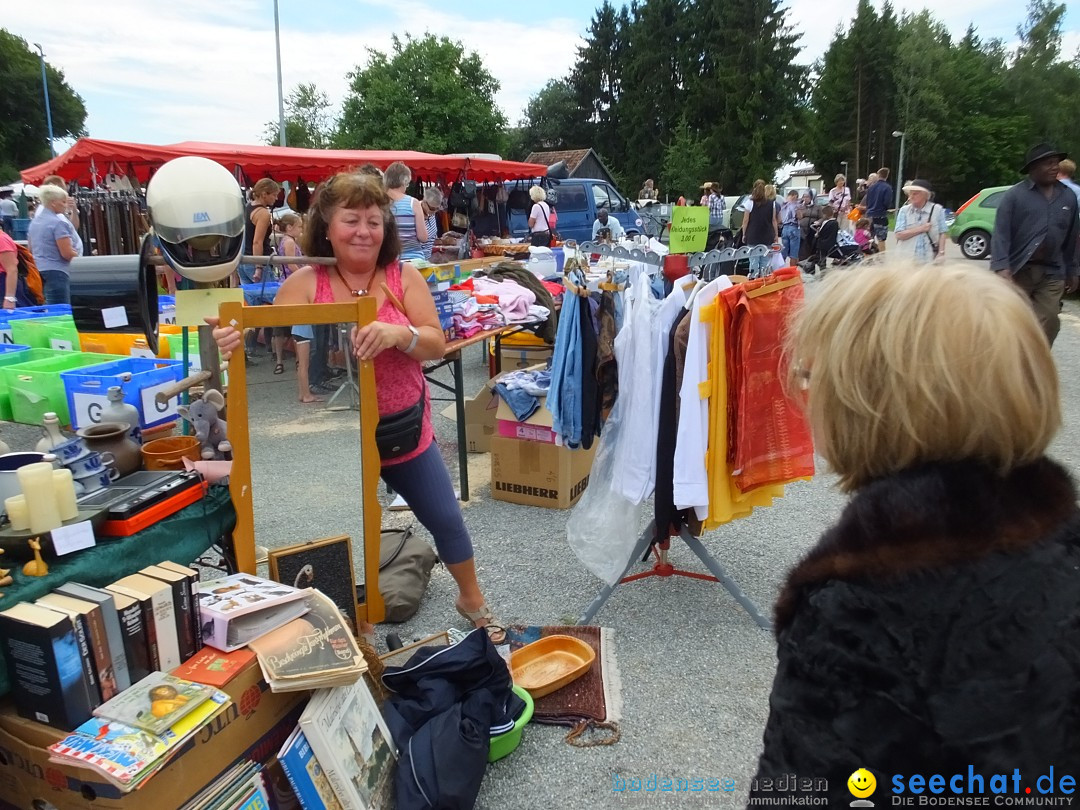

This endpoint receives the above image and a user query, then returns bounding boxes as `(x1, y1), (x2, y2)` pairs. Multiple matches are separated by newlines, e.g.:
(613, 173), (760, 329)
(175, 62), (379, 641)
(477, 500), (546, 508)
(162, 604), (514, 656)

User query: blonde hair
(787, 264), (1060, 492)
(253, 178), (280, 198)
(277, 212), (302, 229)
(529, 185), (547, 202)
(765, 184), (777, 201)
(38, 185), (69, 207)
(1060, 159), (1077, 179)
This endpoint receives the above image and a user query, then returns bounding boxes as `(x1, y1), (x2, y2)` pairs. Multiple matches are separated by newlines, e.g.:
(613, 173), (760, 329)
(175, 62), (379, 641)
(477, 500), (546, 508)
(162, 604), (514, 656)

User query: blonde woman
(828, 174), (853, 231)
(751, 264), (1080, 802)
(527, 185), (553, 247)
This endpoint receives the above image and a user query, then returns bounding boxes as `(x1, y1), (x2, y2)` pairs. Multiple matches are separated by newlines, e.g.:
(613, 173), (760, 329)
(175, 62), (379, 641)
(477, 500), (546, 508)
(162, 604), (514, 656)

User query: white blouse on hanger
(673, 276), (732, 518)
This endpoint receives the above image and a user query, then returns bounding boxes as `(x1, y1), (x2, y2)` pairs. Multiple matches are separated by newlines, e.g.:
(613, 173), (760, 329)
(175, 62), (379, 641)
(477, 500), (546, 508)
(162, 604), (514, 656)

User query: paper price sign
(668, 206), (709, 254)
(142, 380), (178, 423)
(71, 392), (110, 430)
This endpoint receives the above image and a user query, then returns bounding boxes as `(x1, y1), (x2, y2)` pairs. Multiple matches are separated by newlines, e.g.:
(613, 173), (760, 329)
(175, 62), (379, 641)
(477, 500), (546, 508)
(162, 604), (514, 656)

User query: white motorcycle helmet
(147, 157), (245, 283)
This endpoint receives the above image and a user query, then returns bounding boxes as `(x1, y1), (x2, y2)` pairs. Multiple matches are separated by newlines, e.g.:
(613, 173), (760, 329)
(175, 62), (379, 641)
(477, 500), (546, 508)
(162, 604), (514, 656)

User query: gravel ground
(3, 258), (1077, 809)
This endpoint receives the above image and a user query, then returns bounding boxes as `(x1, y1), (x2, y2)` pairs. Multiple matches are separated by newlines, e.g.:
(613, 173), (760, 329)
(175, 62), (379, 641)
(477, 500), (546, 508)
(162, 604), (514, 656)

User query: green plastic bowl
(488, 685), (534, 763)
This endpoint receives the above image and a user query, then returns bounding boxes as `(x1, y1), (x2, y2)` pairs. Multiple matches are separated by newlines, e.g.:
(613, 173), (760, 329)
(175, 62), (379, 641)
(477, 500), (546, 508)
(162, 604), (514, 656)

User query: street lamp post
(34, 43), (56, 158)
(273, 0), (286, 147)
(893, 130), (906, 211)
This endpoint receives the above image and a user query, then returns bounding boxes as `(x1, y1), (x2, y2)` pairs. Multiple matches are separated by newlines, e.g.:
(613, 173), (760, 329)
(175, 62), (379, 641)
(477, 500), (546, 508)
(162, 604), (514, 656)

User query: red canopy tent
(21, 138), (547, 186)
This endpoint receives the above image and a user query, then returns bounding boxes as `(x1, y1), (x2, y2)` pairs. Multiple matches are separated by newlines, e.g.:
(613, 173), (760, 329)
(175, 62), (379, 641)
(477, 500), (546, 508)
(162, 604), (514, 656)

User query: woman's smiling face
(327, 204), (385, 266)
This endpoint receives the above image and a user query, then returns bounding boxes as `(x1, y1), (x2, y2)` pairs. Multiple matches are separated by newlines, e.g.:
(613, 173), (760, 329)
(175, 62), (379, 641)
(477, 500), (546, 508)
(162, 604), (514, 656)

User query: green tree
(335, 34), (506, 153)
(513, 79), (585, 155)
(570, 2), (631, 168)
(263, 83), (334, 149)
(0, 30), (87, 181)
(661, 118), (710, 201)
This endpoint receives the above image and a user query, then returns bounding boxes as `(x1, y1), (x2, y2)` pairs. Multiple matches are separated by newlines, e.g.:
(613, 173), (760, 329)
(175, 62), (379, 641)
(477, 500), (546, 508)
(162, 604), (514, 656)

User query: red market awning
(21, 138), (546, 186)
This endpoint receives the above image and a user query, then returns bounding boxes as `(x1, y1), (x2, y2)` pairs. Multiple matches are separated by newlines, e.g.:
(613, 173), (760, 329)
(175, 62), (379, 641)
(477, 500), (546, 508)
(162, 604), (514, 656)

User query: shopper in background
(270, 213), (306, 377)
(240, 178), (279, 285)
(527, 185), (553, 248)
(420, 187), (443, 260)
(0, 190), (17, 236)
(893, 179), (947, 265)
(779, 189), (801, 261)
(0, 227), (19, 308)
(638, 179), (659, 201)
(27, 185), (78, 304)
(828, 174), (853, 232)
(861, 167), (894, 252)
(752, 263), (1080, 803)
(742, 179), (778, 277)
(385, 162), (428, 261)
(209, 173), (506, 643)
(991, 142), (1079, 346)
(1058, 159), (1080, 204)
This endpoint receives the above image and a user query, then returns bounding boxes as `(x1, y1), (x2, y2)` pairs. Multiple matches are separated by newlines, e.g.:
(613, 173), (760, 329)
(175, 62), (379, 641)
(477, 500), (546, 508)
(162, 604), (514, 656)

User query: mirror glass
(240, 320), (367, 590)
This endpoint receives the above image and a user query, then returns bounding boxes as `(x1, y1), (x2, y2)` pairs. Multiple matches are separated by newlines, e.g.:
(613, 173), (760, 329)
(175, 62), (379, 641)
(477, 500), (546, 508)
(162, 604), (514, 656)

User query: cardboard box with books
(0, 656), (306, 810)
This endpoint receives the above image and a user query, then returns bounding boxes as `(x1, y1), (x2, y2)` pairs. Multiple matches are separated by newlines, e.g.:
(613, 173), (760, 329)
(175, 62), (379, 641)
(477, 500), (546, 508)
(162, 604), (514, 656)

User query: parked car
(948, 185), (1010, 260)
(505, 177), (643, 245)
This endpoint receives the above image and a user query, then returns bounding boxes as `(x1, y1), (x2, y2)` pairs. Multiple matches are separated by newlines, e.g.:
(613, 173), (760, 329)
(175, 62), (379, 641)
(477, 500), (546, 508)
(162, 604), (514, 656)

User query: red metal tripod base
(620, 543), (721, 585)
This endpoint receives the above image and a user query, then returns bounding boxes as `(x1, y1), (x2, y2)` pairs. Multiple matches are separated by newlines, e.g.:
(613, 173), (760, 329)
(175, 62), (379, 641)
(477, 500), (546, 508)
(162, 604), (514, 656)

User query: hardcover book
(141, 564), (199, 662)
(155, 561), (203, 651)
(93, 672), (214, 735)
(54, 582), (133, 691)
(198, 573), (310, 652)
(299, 678), (396, 810)
(0, 602), (95, 729)
(48, 687), (229, 790)
(109, 589), (153, 683)
(278, 725), (344, 810)
(171, 647), (256, 688)
(33, 599), (103, 709)
(109, 574), (181, 670)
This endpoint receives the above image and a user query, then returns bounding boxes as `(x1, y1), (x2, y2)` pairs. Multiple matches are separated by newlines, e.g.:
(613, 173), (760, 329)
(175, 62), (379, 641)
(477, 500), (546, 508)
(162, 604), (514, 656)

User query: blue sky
(5, 0), (1078, 153)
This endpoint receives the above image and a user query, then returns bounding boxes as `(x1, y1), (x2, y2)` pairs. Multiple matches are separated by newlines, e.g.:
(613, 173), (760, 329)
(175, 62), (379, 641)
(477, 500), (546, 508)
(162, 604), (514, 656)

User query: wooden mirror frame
(219, 299), (385, 624)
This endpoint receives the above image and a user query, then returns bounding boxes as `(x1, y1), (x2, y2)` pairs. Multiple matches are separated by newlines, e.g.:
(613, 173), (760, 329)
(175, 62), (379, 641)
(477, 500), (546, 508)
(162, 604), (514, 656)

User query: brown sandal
(456, 601), (507, 645)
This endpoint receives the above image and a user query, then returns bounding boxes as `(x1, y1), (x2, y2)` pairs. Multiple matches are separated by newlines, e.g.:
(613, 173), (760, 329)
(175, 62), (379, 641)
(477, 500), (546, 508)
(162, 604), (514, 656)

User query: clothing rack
(578, 523), (772, 630)
(577, 242), (772, 282)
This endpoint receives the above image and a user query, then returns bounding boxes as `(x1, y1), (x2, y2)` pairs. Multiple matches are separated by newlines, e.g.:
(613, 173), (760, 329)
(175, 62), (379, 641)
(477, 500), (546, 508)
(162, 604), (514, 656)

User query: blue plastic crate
(0, 305), (73, 345)
(0, 344), (30, 356)
(61, 356), (185, 430)
(241, 282), (281, 306)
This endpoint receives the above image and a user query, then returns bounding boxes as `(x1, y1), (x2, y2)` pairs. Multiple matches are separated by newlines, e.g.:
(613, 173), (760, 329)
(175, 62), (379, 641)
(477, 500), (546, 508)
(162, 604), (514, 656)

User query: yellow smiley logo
(848, 769), (877, 798)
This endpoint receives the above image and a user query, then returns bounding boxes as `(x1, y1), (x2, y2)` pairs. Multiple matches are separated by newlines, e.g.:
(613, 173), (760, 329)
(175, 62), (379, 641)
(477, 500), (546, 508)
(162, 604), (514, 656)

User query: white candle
(16, 462), (62, 534)
(4, 495), (29, 530)
(53, 469), (79, 522)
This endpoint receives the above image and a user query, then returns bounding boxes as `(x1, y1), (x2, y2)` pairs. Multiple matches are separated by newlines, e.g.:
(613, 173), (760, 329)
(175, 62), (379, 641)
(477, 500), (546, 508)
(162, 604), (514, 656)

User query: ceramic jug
(77, 422), (141, 477)
(101, 386), (142, 444)
(35, 412), (69, 454)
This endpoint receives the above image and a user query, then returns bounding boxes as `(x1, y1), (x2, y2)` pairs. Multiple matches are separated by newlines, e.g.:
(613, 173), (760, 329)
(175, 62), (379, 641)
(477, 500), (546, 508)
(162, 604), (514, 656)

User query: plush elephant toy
(177, 390), (229, 460)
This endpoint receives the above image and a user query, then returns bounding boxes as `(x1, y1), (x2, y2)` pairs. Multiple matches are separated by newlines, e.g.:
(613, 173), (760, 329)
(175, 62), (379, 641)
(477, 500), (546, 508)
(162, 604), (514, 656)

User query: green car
(949, 185), (1010, 260)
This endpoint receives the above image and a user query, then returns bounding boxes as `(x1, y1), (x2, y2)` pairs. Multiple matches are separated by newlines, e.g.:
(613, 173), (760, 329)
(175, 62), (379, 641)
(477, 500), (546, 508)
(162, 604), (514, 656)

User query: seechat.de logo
(849, 768), (877, 807)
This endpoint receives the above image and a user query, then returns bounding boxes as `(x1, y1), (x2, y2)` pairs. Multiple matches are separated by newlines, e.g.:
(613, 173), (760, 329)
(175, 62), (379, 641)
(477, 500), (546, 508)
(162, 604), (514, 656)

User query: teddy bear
(177, 390), (230, 460)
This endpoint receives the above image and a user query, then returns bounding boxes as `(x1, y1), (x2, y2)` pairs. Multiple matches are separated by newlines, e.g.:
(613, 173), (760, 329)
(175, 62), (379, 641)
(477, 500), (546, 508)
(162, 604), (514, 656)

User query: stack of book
(279, 677), (396, 810)
(47, 672), (231, 792)
(248, 590), (366, 693)
(0, 561), (203, 730)
(197, 573), (311, 653)
(180, 760), (271, 810)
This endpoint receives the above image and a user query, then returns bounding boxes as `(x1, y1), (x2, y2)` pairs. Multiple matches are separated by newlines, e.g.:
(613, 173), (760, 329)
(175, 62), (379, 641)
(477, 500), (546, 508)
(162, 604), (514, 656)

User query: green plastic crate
(10, 315), (81, 351)
(0, 347), (67, 421)
(3, 352), (126, 425)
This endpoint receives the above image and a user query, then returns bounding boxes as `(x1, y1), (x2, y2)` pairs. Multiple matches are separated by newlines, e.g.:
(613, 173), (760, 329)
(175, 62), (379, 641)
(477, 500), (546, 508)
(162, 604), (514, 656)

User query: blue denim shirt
(547, 268), (585, 446)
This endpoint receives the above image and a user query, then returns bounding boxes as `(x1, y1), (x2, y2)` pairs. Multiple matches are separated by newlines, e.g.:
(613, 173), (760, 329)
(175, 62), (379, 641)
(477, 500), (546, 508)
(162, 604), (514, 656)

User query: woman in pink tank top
(211, 173), (505, 643)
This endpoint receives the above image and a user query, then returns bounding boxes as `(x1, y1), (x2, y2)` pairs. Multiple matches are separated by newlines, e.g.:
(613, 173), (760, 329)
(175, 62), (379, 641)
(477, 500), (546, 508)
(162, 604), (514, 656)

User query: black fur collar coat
(750, 458), (1080, 805)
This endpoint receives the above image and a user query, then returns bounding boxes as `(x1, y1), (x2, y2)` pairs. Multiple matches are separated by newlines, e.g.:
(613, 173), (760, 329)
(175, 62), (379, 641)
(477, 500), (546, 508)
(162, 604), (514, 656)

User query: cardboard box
(441, 385), (498, 454)
(491, 436), (596, 509)
(0, 659), (305, 810)
(498, 344), (552, 372)
(495, 396), (557, 444)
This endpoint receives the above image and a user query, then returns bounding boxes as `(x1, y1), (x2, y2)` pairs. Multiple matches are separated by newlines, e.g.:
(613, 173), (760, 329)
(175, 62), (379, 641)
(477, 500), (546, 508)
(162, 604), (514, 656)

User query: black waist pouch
(376, 391), (425, 460)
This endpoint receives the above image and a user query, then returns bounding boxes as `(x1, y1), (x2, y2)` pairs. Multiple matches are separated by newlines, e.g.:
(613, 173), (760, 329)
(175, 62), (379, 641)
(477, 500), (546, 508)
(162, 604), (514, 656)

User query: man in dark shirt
(861, 167), (894, 252)
(991, 142), (1079, 346)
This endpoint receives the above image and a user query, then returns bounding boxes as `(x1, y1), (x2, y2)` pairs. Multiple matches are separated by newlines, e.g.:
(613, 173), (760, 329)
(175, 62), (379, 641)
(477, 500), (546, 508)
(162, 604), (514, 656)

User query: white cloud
(5, 0), (1076, 148)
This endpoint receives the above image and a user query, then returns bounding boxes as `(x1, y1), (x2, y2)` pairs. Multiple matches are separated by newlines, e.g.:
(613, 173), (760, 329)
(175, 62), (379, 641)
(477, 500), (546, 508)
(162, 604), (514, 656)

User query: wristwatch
(3, 297), (15, 303)
(403, 324), (420, 354)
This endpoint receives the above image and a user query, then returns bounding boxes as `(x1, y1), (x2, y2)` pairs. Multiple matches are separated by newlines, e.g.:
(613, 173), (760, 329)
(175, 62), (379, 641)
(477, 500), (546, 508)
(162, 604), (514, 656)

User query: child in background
(275, 213), (304, 278)
(854, 217), (877, 256)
